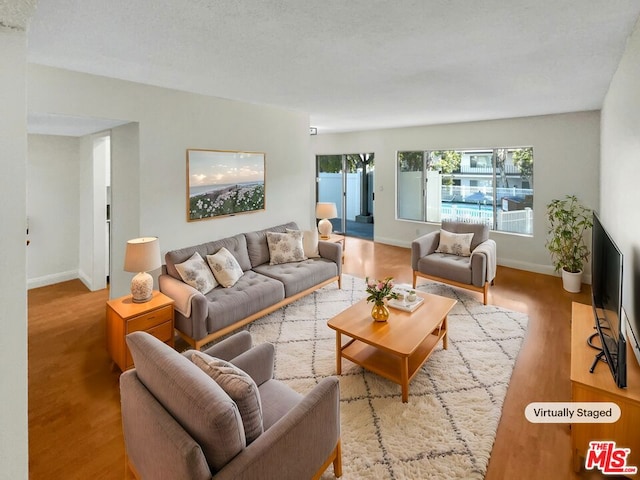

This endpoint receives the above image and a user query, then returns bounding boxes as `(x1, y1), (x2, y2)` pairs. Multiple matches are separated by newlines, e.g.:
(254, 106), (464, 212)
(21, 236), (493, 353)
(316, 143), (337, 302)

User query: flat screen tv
(590, 211), (626, 388)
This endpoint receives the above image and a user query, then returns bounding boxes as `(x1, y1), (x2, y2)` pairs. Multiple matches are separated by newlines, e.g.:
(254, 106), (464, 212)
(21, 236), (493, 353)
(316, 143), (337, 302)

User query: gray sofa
(121, 330), (342, 479)
(159, 222), (342, 349)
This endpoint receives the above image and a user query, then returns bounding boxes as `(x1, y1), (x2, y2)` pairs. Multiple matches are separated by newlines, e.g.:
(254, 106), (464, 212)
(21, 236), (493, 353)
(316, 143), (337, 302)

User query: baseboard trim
(77, 270), (93, 291)
(28, 270), (79, 290)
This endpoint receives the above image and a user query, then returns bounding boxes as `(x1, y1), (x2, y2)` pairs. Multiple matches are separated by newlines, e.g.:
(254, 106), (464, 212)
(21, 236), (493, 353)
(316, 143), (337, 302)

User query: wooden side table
(106, 290), (175, 371)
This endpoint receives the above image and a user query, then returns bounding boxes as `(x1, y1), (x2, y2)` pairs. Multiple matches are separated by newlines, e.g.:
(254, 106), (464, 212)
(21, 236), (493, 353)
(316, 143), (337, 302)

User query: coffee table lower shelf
(339, 328), (446, 402)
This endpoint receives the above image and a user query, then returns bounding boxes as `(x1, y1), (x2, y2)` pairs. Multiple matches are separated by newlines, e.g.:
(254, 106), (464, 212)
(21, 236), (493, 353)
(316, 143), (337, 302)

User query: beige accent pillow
(174, 252), (218, 294)
(435, 229), (474, 257)
(191, 352), (264, 444)
(206, 247), (244, 288)
(286, 228), (320, 258)
(266, 231), (306, 265)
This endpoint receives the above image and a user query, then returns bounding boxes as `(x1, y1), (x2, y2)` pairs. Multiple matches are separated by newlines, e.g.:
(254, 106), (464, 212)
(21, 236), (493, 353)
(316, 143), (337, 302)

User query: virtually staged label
(525, 402), (621, 423)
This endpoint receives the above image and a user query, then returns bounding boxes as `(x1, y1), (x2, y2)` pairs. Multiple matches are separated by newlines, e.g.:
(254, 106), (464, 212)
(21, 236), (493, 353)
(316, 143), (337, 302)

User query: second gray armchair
(411, 221), (497, 304)
(120, 330), (342, 479)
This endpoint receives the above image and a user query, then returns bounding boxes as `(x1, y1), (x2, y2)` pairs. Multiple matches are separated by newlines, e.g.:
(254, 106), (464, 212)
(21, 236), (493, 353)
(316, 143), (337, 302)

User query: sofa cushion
(253, 258), (338, 297)
(165, 233), (252, 280)
(287, 228), (320, 258)
(266, 231), (306, 265)
(418, 253), (472, 285)
(244, 222), (298, 268)
(191, 352), (264, 444)
(207, 247), (244, 288)
(441, 220), (489, 251)
(435, 230), (474, 257)
(204, 271), (285, 333)
(125, 331), (245, 473)
(174, 252), (218, 294)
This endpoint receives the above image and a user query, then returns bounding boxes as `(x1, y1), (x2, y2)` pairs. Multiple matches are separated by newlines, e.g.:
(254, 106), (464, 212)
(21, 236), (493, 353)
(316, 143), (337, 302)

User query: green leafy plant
(545, 195), (593, 273)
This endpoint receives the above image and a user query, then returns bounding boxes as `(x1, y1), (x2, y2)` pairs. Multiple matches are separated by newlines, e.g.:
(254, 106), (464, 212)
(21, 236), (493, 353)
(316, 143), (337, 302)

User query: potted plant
(545, 195), (593, 292)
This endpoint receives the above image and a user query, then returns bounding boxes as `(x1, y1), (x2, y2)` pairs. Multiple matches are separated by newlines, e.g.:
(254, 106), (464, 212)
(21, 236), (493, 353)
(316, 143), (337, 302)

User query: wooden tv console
(571, 302), (640, 473)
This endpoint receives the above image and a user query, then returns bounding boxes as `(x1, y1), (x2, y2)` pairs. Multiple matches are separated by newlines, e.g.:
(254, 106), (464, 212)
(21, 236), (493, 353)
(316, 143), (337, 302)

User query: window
(397, 147), (534, 235)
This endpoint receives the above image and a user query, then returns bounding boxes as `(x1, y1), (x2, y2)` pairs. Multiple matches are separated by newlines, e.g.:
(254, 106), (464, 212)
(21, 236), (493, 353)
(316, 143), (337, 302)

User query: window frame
(396, 147), (534, 236)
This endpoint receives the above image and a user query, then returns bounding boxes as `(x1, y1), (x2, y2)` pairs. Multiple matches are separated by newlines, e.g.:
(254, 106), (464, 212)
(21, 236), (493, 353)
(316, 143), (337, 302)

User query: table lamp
(316, 202), (338, 239)
(124, 237), (161, 303)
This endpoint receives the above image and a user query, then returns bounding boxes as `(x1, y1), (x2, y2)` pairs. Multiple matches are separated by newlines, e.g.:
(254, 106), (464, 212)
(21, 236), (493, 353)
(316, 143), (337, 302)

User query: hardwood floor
(28, 237), (603, 479)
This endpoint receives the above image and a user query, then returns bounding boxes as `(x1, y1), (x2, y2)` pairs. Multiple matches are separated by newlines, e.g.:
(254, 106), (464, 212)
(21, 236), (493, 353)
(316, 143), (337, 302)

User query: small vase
(371, 302), (390, 322)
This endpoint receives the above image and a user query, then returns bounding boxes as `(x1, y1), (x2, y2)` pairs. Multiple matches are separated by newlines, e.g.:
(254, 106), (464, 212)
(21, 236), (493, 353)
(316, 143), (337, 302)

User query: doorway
(316, 153), (374, 240)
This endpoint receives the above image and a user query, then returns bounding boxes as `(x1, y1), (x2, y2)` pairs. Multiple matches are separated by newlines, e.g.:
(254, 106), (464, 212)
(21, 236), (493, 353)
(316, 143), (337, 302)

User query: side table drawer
(127, 305), (173, 333)
(146, 320), (174, 343)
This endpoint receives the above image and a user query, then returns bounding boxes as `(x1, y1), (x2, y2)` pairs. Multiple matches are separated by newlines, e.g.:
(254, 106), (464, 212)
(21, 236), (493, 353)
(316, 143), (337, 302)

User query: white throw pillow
(266, 231), (307, 265)
(206, 247), (244, 288)
(286, 228), (320, 258)
(191, 352), (264, 445)
(435, 229), (474, 257)
(174, 252), (218, 294)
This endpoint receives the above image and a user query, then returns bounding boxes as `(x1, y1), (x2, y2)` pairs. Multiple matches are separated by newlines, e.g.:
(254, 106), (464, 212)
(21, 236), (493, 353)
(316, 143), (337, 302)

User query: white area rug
(227, 275), (529, 479)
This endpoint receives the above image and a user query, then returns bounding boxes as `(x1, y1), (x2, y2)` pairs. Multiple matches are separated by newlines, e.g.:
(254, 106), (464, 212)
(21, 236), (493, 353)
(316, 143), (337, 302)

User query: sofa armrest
(229, 342), (275, 387)
(318, 240), (342, 273)
(215, 377), (340, 480)
(158, 274), (203, 318)
(411, 231), (440, 270)
(200, 330), (253, 362)
(470, 239), (497, 286)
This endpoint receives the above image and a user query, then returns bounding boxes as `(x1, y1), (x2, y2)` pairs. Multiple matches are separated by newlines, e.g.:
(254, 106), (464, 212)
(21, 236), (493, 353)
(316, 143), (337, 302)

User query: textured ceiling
(27, 0), (640, 133)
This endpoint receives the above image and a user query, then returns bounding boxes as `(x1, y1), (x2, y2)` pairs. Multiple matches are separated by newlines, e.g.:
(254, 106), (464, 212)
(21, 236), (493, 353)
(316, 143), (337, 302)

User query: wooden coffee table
(327, 292), (456, 402)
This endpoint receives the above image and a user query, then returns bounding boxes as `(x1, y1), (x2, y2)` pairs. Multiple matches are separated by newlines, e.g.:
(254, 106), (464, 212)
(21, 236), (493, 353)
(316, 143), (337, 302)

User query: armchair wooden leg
(312, 439), (342, 479)
(412, 271), (418, 289)
(333, 439), (343, 477)
(483, 282), (489, 305)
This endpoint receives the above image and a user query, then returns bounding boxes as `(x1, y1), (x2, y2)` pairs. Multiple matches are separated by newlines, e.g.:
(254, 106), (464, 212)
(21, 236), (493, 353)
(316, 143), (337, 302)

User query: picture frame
(186, 149), (266, 221)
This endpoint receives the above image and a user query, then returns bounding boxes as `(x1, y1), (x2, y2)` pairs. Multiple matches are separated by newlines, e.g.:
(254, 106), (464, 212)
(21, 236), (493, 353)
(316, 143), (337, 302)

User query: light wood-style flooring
(28, 237), (605, 479)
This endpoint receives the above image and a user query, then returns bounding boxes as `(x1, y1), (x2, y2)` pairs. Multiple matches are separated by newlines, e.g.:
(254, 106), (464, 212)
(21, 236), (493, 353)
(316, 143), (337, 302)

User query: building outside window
(397, 147), (534, 235)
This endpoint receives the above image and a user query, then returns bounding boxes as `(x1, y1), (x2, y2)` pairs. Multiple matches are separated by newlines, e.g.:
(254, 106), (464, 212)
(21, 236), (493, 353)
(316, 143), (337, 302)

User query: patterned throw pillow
(286, 228), (320, 258)
(191, 352), (264, 445)
(174, 252), (218, 294)
(206, 247), (244, 288)
(435, 229), (474, 257)
(266, 231), (307, 265)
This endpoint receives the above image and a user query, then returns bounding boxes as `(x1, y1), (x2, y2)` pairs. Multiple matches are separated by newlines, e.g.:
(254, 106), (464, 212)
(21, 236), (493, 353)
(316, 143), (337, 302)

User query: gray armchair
(411, 221), (496, 304)
(120, 331), (342, 479)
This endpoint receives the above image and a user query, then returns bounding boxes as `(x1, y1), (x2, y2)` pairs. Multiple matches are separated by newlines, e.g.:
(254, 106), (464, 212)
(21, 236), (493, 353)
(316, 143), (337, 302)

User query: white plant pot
(562, 268), (583, 293)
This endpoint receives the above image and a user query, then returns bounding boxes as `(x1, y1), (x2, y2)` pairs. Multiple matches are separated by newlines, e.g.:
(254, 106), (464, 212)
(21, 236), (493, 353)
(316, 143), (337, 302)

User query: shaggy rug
(217, 275), (529, 479)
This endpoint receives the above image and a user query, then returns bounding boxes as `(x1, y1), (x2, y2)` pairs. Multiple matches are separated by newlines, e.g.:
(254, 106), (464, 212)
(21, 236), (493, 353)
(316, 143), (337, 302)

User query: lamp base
(318, 218), (333, 239)
(131, 272), (153, 303)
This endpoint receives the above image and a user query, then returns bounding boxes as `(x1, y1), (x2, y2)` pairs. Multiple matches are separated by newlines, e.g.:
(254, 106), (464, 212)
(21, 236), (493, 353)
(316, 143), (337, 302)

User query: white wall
(600, 18), (640, 361)
(28, 65), (313, 299)
(312, 112), (601, 274)
(0, 29), (29, 480)
(27, 134), (80, 288)
(110, 122), (140, 298)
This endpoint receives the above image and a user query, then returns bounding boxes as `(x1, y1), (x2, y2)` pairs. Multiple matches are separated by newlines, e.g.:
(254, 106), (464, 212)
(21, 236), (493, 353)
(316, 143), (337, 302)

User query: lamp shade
(316, 202), (338, 219)
(124, 237), (161, 273)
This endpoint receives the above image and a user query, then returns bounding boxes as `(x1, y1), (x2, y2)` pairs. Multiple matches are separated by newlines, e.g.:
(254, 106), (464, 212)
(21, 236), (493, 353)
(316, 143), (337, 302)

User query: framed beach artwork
(187, 149), (266, 221)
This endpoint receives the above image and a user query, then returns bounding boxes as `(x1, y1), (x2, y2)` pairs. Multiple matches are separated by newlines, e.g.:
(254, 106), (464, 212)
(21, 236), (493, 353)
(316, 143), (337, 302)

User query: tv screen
(590, 212), (626, 388)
